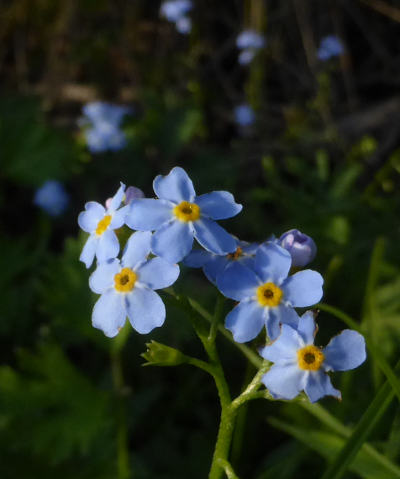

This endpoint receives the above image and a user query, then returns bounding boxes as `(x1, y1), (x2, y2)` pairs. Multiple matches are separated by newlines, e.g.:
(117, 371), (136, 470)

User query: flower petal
(152, 220), (193, 264)
(78, 201), (105, 233)
(282, 270), (323, 307)
(297, 311), (318, 345)
(108, 182), (125, 212)
(203, 256), (229, 284)
(92, 290), (126, 338)
(195, 191), (242, 220)
(323, 330), (366, 372)
(79, 235), (98, 268)
(125, 199), (173, 231)
(193, 218), (237, 255)
(136, 257), (180, 289)
(183, 249), (212, 268)
(110, 205), (129, 229)
(260, 324), (303, 363)
(122, 231), (152, 269)
(262, 364), (306, 400)
(225, 300), (265, 343)
(266, 304), (300, 341)
(96, 229), (120, 263)
(126, 287), (166, 334)
(254, 242), (292, 283)
(153, 167), (195, 203)
(304, 370), (341, 403)
(89, 259), (121, 294)
(217, 261), (260, 301)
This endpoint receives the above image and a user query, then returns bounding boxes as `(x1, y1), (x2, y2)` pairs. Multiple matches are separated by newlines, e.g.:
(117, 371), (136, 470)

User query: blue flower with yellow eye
(89, 231), (179, 337)
(184, 239), (257, 285)
(217, 241), (323, 342)
(260, 311), (366, 402)
(78, 183), (129, 268)
(125, 167), (242, 264)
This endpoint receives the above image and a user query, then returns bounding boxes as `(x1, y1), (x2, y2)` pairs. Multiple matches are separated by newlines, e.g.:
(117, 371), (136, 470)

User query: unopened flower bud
(279, 229), (317, 268)
(125, 186), (145, 204)
(141, 340), (188, 367)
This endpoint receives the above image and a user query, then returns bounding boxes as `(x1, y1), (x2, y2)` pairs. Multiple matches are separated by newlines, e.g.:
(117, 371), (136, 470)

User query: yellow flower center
(297, 345), (325, 371)
(256, 282), (283, 307)
(96, 215), (112, 235)
(173, 201), (201, 222)
(114, 267), (137, 293)
(227, 247), (243, 260)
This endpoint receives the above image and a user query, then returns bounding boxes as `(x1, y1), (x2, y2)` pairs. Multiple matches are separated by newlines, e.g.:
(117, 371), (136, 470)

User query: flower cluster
(160, 0), (192, 34)
(80, 102), (131, 153)
(78, 167), (366, 402)
(236, 29), (265, 65)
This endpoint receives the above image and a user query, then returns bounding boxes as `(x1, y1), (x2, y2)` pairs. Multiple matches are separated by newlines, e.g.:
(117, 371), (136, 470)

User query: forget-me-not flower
(234, 104), (255, 127)
(279, 229), (317, 268)
(126, 167), (242, 264)
(160, 0), (192, 34)
(236, 29), (265, 65)
(317, 35), (344, 61)
(34, 180), (69, 217)
(89, 231), (180, 337)
(78, 183), (129, 268)
(217, 241), (323, 342)
(184, 239), (257, 285)
(260, 311), (366, 402)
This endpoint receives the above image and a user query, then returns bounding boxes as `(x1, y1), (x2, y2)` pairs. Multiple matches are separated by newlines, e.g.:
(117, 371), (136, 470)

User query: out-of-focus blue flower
(34, 180), (69, 217)
(217, 241), (323, 342)
(81, 102), (131, 153)
(234, 104), (255, 127)
(260, 311), (366, 402)
(78, 183), (129, 269)
(279, 229), (317, 268)
(160, 0), (192, 34)
(236, 30), (265, 65)
(89, 231), (180, 337)
(184, 239), (258, 285)
(317, 35), (344, 61)
(126, 167), (242, 264)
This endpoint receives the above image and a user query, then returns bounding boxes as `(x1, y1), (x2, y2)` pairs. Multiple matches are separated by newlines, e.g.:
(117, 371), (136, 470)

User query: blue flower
(317, 35), (344, 61)
(217, 242), (323, 342)
(260, 311), (366, 402)
(82, 102), (130, 127)
(89, 231), (180, 337)
(236, 30), (265, 65)
(234, 104), (255, 127)
(78, 183), (129, 268)
(184, 239), (257, 285)
(160, 0), (192, 34)
(125, 167), (242, 264)
(34, 180), (69, 217)
(279, 229), (317, 268)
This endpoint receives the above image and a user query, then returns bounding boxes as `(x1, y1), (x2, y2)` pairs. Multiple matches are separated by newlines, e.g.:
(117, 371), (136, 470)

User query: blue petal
(262, 364), (306, 400)
(80, 235), (98, 268)
(241, 242), (258, 255)
(260, 324), (303, 363)
(323, 330), (366, 372)
(183, 249), (213, 268)
(255, 242), (292, 283)
(151, 220), (193, 264)
(225, 300), (265, 343)
(125, 199), (173, 231)
(96, 229), (119, 263)
(297, 311), (318, 345)
(195, 191), (242, 220)
(203, 256), (229, 284)
(266, 305), (301, 341)
(110, 205), (129, 229)
(108, 182), (125, 212)
(304, 370), (341, 403)
(216, 261), (260, 301)
(121, 231), (152, 269)
(193, 218), (237, 255)
(92, 290), (126, 338)
(89, 259), (121, 294)
(78, 201), (105, 233)
(282, 270), (324, 307)
(126, 287), (166, 334)
(240, 256), (256, 271)
(136, 257), (180, 289)
(153, 167), (195, 203)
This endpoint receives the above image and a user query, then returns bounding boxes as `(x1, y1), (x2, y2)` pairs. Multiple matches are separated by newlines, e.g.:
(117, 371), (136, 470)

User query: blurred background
(1, 0), (400, 477)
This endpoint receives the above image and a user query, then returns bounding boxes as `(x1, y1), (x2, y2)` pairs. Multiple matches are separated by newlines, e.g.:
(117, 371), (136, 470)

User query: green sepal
(141, 340), (189, 367)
